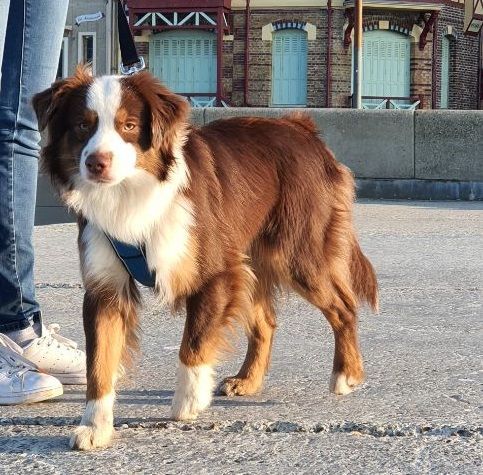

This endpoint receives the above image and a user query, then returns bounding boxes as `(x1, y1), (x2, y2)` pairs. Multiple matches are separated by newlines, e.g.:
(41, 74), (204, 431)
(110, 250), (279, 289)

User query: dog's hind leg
(70, 285), (139, 450)
(295, 253), (366, 395)
(297, 276), (364, 396)
(288, 204), (367, 396)
(171, 262), (254, 420)
(218, 286), (276, 397)
(321, 303), (364, 395)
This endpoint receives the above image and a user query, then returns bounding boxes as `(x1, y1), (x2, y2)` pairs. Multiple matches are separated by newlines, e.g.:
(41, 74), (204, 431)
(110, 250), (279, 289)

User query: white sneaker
(0, 335), (63, 405)
(21, 324), (87, 385)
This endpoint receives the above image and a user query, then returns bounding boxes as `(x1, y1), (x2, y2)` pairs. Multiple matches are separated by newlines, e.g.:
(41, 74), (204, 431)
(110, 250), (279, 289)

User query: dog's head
(33, 66), (189, 190)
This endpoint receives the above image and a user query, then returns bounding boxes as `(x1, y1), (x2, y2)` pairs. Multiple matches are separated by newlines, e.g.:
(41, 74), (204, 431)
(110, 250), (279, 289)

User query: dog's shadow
(63, 388), (276, 407)
(61, 388), (175, 405)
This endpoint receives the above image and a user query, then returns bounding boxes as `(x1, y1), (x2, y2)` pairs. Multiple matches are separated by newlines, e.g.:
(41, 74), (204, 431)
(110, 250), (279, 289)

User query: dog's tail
(351, 240), (379, 313)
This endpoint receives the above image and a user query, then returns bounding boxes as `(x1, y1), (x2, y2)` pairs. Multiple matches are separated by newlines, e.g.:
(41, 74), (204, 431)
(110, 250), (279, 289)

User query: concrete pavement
(1, 201), (482, 473)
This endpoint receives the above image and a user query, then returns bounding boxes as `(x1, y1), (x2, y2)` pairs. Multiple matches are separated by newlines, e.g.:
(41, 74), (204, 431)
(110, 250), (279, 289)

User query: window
(78, 32), (96, 74)
(56, 37), (69, 79)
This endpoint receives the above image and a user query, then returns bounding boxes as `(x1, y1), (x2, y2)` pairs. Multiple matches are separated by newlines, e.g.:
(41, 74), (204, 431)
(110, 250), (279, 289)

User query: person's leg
(0, 0), (66, 405)
(0, 0), (10, 78)
(0, 0), (68, 336)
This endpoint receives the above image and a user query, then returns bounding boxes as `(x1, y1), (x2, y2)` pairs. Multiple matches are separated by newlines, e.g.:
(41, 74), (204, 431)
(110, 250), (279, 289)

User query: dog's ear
(32, 79), (69, 131)
(32, 65), (93, 131)
(150, 85), (190, 156)
(125, 72), (190, 156)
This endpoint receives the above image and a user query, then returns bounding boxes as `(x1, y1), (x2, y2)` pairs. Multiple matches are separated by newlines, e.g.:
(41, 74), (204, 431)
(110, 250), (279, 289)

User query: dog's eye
(77, 122), (89, 132)
(123, 122), (137, 132)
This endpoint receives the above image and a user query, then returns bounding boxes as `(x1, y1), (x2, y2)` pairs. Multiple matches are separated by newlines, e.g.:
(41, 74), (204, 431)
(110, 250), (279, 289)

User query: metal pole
(478, 31), (482, 109)
(106, 0), (113, 74)
(244, 0), (251, 106)
(352, 0), (363, 109)
(216, 7), (223, 106)
(431, 14), (439, 108)
(326, 0), (333, 108)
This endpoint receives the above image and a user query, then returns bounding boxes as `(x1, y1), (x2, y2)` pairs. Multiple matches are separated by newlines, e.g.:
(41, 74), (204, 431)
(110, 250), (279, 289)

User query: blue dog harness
(105, 234), (156, 288)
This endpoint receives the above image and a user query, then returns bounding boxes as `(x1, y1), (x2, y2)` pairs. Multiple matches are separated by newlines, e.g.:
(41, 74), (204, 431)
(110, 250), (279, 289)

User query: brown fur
(34, 69), (378, 413)
(77, 218), (141, 384)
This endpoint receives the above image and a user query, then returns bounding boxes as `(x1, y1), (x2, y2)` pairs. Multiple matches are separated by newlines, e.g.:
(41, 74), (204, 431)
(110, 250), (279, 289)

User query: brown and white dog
(33, 66), (378, 450)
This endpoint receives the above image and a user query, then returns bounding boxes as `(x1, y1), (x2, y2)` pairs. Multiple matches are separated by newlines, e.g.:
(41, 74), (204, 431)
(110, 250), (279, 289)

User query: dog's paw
(171, 384), (212, 420)
(69, 424), (113, 451)
(171, 394), (209, 421)
(329, 372), (363, 395)
(171, 363), (214, 421)
(218, 376), (262, 397)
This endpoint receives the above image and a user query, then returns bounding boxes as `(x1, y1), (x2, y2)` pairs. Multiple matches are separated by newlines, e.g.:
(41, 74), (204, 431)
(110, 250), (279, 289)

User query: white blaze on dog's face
(80, 76), (137, 185)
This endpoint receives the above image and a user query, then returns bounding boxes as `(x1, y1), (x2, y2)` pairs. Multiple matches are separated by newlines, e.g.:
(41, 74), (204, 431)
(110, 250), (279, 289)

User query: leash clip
(120, 56), (145, 76)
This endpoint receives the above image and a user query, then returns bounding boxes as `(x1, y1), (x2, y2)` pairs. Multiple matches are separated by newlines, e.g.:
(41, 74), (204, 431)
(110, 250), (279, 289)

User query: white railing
(351, 95), (423, 110)
(181, 94), (230, 108)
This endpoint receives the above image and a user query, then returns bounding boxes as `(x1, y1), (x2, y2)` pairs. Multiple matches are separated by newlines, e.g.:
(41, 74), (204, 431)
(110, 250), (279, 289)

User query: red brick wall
(230, 9), (327, 107)
(410, 38), (432, 109)
(137, 41), (149, 69)
(229, 7), (433, 108)
(331, 9), (352, 108)
(435, 5), (480, 109)
(222, 36), (233, 103)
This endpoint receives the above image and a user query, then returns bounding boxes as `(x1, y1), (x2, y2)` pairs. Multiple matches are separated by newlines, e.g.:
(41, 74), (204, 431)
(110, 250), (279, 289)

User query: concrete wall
(35, 109), (483, 224)
(414, 111), (483, 181)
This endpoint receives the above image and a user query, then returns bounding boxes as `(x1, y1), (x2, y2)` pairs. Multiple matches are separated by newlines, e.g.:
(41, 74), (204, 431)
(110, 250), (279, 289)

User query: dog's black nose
(85, 152), (113, 176)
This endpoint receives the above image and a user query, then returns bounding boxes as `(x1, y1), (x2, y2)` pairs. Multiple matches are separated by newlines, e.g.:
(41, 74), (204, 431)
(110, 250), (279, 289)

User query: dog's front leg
(70, 289), (132, 450)
(171, 274), (234, 421)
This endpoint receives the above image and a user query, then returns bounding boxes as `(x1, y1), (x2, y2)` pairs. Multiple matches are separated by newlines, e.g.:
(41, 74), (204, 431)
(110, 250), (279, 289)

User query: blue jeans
(0, 0), (68, 332)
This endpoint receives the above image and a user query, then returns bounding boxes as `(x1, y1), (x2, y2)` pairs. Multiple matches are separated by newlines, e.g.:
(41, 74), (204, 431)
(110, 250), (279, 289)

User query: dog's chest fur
(76, 165), (196, 304)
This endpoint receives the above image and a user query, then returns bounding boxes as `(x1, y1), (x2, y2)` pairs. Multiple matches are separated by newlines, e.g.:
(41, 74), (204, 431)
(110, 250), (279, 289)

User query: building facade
(126, 0), (481, 109)
(58, 0), (117, 79)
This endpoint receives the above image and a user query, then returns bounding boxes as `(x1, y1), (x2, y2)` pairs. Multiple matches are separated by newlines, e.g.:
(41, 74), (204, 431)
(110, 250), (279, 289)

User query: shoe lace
(0, 335), (37, 376)
(36, 324), (79, 351)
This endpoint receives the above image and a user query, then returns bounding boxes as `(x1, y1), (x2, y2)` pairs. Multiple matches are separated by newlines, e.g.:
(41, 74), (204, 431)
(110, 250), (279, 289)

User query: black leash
(117, 0), (145, 75)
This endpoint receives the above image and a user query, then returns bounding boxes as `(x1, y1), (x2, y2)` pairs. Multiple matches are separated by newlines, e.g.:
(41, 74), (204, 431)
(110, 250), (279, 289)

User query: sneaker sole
(0, 385), (63, 405)
(49, 372), (87, 385)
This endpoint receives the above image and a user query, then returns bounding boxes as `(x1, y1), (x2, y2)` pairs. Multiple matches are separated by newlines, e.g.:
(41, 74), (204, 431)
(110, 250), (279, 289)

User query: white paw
(329, 372), (361, 395)
(171, 363), (214, 421)
(70, 393), (115, 450)
(70, 424), (113, 450)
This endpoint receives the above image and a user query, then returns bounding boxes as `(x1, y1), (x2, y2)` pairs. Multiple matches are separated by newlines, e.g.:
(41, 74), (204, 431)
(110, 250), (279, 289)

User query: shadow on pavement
(62, 388), (277, 407)
(0, 435), (70, 454)
(357, 199), (483, 210)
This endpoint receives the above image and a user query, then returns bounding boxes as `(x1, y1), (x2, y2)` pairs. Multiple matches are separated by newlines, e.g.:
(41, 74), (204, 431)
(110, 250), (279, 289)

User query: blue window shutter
(272, 29), (308, 106)
(360, 30), (410, 99)
(149, 30), (216, 95)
